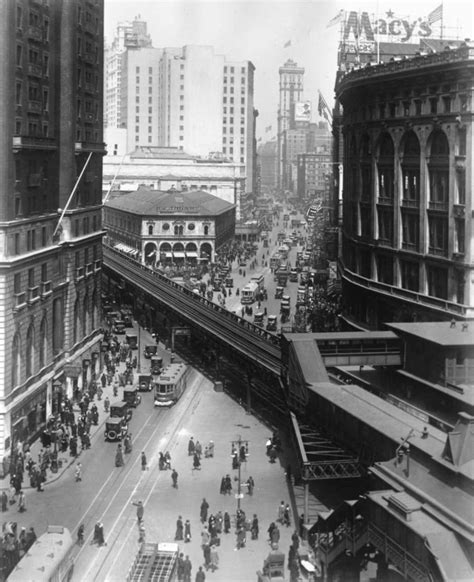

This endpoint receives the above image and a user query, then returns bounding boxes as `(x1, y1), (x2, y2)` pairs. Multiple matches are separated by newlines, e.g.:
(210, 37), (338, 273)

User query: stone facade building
(0, 0), (105, 471)
(103, 188), (235, 265)
(336, 42), (474, 328)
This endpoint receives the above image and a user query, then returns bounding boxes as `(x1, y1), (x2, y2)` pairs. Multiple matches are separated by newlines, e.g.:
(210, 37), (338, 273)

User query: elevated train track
(103, 246), (282, 375)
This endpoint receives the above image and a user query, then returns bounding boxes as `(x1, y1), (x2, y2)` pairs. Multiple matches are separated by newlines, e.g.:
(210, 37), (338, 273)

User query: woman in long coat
(115, 444), (124, 467)
(175, 516), (184, 541)
(184, 519), (191, 542)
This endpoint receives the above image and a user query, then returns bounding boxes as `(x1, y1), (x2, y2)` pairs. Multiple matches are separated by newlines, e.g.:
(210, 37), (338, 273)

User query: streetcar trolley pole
(231, 436), (249, 511)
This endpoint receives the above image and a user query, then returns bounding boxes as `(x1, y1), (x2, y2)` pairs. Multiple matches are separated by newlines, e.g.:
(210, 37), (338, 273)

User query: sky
(104, 0), (473, 140)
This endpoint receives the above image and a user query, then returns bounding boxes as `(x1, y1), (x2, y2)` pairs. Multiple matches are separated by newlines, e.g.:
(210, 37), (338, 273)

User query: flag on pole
(428, 3), (443, 24)
(326, 9), (344, 28)
(283, 40), (291, 48)
(318, 90), (332, 124)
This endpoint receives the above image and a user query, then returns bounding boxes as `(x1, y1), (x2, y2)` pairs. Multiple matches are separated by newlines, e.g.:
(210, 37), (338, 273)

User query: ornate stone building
(0, 0), (105, 471)
(103, 188), (235, 265)
(336, 42), (474, 328)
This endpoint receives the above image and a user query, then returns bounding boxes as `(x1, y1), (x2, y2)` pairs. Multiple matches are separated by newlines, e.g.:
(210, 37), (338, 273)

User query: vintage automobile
(266, 315), (278, 331)
(112, 319), (126, 334)
(104, 417), (128, 441)
(225, 277), (234, 288)
(137, 374), (153, 392)
(110, 401), (132, 423)
(150, 356), (163, 375)
(123, 387), (141, 408)
(125, 333), (138, 350)
(274, 286), (284, 299)
(254, 312), (265, 327)
(144, 344), (158, 359)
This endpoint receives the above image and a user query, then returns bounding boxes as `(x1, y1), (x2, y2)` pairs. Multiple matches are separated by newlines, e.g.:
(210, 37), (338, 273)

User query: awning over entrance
(173, 252), (185, 258)
(185, 252), (198, 258)
(163, 252), (173, 258)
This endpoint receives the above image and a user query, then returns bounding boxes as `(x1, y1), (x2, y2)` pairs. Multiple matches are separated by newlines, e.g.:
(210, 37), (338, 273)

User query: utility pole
(231, 436), (249, 511)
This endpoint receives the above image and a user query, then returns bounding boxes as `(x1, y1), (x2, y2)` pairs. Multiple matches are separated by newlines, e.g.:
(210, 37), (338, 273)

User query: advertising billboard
(294, 101), (312, 122)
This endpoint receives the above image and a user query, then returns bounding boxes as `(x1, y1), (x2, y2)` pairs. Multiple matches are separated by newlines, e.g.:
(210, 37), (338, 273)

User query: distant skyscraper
(0, 1), (105, 470)
(277, 59), (304, 190)
(105, 28), (257, 194)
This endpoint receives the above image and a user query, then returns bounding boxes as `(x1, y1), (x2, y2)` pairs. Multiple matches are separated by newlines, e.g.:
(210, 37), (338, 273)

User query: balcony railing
(401, 241), (418, 252)
(377, 196), (394, 206)
(85, 263), (94, 277)
(428, 246), (448, 257)
(94, 259), (102, 272)
(428, 200), (448, 212)
(27, 100), (42, 114)
(28, 173), (42, 187)
(339, 256), (474, 318)
(27, 63), (43, 77)
(27, 25), (42, 42)
(401, 198), (419, 209)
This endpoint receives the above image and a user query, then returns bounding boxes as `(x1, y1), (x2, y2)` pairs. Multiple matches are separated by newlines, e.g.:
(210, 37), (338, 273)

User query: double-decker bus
(154, 363), (190, 407)
(7, 525), (74, 582)
(270, 252), (282, 270)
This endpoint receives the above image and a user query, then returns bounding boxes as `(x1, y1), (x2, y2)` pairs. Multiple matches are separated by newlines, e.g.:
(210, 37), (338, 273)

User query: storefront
(11, 385), (47, 452)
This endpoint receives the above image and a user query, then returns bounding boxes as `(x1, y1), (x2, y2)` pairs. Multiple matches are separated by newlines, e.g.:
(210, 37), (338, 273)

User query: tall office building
(104, 16), (152, 130)
(0, 0), (105, 471)
(277, 59), (304, 190)
(105, 30), (257, 193)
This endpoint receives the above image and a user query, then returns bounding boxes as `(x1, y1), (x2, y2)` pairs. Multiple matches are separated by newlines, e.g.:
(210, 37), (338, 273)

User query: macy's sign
(343, 11), (435, 43)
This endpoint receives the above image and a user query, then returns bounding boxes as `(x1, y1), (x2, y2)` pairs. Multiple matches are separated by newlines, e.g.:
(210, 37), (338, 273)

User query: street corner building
(0, 1), (106, 474)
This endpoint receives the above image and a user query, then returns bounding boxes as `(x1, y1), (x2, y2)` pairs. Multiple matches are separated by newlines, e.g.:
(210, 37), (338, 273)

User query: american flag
(428, 3), (443, 24)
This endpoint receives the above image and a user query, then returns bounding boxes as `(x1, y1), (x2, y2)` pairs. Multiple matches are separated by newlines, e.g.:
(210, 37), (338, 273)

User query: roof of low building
(386, 322), (474, 347)
(105, 187), (235, 216)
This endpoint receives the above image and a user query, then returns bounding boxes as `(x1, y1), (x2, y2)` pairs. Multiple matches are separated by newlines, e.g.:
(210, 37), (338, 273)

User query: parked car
(137, 374), (153, 392)
(266, 315), (278, 331)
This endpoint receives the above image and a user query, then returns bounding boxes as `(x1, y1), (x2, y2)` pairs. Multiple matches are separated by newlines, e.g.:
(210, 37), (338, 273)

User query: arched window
(26, 324), (34, 378)
(148, 224), (153, 235)
(428, 131), (449, 208)
(39, 317), (47, 369)
(401, 132), (421, 252)
(204, 225), (209, 236)
(12, 333), (21, 387)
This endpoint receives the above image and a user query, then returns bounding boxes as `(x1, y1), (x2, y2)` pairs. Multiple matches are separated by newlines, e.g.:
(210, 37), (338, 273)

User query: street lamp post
(231, 436), (249, 512)
(137, 325), (141, 373)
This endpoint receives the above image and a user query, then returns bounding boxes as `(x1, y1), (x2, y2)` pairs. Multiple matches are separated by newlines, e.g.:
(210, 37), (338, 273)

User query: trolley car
(7, 525), (74, 582)
(154, 363), (190, 407)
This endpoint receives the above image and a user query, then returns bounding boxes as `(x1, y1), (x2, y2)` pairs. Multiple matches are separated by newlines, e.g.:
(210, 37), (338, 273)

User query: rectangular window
(428, 216), (448, 256)
(454, 219), (465, 254)
(28, 268), (35, 288)
(442, 96), (451, 113)
(41, 263), (47, 282)
(427, 265), (447, 299)
(14, 233), (20, 255)
(402, 213), (419, 250)
(16, 45), (22, 66)
(401, 260), (419, 292)
(14, 273), (21, 294)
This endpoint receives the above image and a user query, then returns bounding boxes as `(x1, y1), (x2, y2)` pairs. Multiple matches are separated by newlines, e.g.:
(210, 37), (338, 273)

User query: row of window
(223, 97), (246, 105)
(348, 93), (468, 123)
(349, 205), (464, 256)
(16, 44), (49, 74)
(224, 76), (246, 85)
(11, 293), (99, 388)
(224, 66), (246, 74)
(223, 86), (246, 94)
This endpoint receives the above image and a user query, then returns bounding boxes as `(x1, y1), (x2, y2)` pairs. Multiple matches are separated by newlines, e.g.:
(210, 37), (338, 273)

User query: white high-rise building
(105, 22), (256, 193)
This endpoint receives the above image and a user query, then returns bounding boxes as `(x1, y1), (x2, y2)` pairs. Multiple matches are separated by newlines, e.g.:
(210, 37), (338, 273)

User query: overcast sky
(104, 0), (473, 140)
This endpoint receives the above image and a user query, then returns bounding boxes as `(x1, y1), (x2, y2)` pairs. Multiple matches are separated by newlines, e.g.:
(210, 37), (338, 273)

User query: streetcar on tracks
(7, 525), (74, 582)
(154, 362), (190, 407)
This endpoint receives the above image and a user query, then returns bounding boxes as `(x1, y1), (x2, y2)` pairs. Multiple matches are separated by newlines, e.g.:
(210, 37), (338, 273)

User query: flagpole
(441, 1), (444, 41)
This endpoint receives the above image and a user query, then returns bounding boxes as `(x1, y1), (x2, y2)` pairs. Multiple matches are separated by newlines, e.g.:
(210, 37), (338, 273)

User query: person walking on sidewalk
(195, 565), (205, 582)
(171, 468), (178, 488)
(224, 512), (231, 534)
(75, 463), (82, 482)
(200, 498), (209, 523)
(177, 552), (185, 582)
(175, 516), (184, 541)
(183, 555), (192, 582)
(184, 519), (191, 542)
(188, 437), (195, 456)
(18, 491), (26, 512)
(141, 451), (148, 470)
